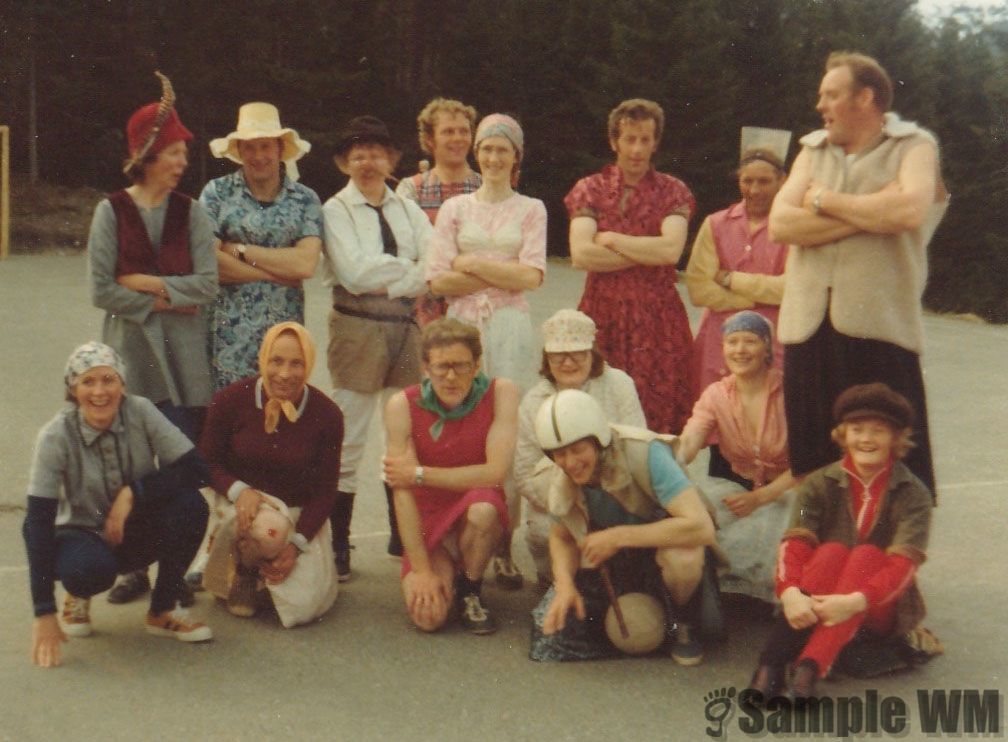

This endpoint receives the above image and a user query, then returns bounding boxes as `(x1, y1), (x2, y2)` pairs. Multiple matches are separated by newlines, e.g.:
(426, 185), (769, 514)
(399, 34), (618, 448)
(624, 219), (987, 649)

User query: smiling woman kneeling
(198, 322), (343, 626)
(24, 342), (213, 668)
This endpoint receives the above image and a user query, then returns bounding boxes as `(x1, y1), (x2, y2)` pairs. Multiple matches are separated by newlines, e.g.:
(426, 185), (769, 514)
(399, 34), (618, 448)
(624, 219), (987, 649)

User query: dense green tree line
(2, 0), (1005, 319)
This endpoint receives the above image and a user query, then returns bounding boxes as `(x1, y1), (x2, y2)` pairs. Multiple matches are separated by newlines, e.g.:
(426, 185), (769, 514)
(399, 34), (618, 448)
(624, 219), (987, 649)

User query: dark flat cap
(833, 382), (915, 429)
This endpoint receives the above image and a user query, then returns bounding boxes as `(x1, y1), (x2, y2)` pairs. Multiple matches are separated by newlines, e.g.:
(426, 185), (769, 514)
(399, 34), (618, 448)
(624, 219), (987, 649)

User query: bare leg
(656, 545), (704, 607)
(458, 502), (504, 581)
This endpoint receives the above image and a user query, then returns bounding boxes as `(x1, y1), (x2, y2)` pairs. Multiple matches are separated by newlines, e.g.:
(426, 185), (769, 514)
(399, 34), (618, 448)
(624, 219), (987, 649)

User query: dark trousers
(55, 487), (208, 613)
(783, 317), (936, 497)
(155, 402), (206, 445)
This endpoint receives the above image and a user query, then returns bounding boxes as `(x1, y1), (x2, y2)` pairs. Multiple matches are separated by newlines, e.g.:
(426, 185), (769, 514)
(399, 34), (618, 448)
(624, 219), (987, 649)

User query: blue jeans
(55, 487), (208, 614)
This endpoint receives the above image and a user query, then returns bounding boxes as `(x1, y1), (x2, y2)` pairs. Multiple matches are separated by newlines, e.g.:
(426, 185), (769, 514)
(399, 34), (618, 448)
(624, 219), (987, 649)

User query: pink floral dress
(564, 164), (696, 434)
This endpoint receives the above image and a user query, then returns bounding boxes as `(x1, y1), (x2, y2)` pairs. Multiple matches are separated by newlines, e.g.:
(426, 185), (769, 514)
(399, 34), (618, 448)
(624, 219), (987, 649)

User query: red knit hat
(126, 103), (192, 158)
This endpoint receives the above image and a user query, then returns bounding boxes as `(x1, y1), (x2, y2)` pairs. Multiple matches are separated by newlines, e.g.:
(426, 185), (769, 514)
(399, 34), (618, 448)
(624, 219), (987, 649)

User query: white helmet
(534, 389), (612, 452)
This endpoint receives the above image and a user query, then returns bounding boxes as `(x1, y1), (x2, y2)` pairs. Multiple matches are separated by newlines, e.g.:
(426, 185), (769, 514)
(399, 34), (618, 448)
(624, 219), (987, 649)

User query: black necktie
(366, 203), (399, 256)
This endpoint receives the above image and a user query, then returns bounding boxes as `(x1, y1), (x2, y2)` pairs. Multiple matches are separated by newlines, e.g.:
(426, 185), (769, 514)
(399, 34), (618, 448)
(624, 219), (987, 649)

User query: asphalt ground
(0, 252), (1005, 741)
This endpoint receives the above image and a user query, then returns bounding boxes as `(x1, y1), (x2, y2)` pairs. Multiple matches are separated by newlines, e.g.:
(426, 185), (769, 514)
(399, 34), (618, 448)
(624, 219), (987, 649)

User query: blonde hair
(830, 420), (915, 459)
(416, 98), (478, 155)
(608, 98), (665, 142)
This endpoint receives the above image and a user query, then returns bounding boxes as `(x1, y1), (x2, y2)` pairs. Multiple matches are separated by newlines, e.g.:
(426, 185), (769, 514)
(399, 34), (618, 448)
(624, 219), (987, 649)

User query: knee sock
(384, 484), (402, 549)
(330, 492), (355, 550)
(456, 573), (483, 598)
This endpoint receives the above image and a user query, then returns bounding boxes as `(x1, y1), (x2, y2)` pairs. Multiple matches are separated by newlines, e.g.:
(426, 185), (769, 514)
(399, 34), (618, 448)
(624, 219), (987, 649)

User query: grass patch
(9, 177), (104, 253)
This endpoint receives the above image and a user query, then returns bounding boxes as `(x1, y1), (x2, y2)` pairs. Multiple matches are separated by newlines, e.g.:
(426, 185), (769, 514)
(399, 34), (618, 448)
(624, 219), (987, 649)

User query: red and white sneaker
(145, 606), (213, 643)
(61, 594), (92, 637)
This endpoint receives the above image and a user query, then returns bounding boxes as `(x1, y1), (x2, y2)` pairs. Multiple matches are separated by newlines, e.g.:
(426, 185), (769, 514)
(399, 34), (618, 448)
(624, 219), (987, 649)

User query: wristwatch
(235, 243), (248, 263)
(414, 466), (425, 486)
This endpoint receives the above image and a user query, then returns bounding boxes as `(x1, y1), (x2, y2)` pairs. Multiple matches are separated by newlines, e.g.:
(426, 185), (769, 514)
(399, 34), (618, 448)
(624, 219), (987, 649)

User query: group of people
(25, 50), (945, 703)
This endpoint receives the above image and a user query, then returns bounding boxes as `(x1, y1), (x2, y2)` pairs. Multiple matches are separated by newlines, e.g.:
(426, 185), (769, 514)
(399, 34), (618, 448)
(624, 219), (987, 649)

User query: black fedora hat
(334, 115), (397, 156)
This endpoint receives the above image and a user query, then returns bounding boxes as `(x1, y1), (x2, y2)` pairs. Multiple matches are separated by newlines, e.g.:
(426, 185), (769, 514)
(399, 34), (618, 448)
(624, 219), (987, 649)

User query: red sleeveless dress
(401, 380), (509, 576)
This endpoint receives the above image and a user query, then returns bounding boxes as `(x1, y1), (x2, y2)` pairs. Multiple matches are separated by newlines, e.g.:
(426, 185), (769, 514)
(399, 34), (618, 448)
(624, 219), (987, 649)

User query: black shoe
(335, 542), (353, 582)
(178, 581), (196, 608)
(492, 555), (524, 591)
(458, 593), (497, 635)
(789, 658), (819, 701)
(384, 485), (402, 558)
(746, 664), (786, 703)
(107, 570), (150, 604)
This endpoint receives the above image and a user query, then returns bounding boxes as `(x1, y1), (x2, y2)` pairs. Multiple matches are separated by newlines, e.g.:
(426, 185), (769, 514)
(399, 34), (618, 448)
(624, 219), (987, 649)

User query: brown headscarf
(258, 322), (316, 433)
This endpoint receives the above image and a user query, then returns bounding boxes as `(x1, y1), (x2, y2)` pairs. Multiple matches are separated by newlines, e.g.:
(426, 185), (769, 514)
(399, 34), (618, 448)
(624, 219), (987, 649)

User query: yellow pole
(0, 125), (8, 260)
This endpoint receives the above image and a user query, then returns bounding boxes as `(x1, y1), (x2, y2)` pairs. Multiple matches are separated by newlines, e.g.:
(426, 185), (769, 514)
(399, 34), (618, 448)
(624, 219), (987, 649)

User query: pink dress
(689, 202), (788, 393)
(427, 193), (547, 393)
(564, 165), (696, 434)
(401, 380), (509, 576)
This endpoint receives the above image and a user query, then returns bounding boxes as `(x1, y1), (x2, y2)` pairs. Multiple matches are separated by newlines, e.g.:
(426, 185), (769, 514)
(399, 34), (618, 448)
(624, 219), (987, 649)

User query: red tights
(796, 543), (897, 675)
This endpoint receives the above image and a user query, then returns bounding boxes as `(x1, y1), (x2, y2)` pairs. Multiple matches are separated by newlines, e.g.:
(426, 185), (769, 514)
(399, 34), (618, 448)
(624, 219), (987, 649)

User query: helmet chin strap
(549, 395), (563, 443)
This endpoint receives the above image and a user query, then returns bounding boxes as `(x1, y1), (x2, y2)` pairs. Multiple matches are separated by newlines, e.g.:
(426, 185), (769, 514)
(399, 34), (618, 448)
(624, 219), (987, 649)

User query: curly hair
(416, 98), (478, 155)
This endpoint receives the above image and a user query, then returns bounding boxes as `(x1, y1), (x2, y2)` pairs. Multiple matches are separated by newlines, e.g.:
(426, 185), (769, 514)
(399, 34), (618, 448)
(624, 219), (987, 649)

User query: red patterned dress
(564, 164), (697, 434)
(401, 380), (509, 576)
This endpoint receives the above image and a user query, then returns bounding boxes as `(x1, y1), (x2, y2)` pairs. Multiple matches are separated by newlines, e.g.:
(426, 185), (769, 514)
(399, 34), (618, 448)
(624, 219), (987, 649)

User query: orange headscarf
(258, 321), (316, 433)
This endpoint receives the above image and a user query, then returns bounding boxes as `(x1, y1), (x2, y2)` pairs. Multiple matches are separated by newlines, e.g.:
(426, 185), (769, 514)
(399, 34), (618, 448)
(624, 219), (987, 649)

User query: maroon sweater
(199, 378), (343, 541)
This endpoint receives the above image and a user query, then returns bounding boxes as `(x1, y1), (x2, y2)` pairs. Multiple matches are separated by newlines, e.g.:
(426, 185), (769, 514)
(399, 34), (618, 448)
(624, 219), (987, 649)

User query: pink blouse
(426, 192), (547, 325)
(681, 368), (789, 487)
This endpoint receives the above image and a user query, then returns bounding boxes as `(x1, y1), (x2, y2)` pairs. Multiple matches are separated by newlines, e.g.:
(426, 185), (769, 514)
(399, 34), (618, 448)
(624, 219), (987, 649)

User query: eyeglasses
(547, 351), (590, 364)
(349, 153), (389, 166)
(428, 361), (475, 378)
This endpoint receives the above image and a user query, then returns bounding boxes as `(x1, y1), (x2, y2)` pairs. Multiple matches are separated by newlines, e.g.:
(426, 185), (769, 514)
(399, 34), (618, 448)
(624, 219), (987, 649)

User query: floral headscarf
(64, 341), (126, 393)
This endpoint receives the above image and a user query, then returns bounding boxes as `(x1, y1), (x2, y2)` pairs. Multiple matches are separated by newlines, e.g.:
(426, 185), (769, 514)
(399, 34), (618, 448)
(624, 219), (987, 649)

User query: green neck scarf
(417, 372), (491, 441)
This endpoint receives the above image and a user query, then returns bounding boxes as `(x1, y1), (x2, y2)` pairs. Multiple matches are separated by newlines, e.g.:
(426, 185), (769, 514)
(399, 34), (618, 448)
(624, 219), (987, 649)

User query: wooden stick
(599, 564), (628, 639)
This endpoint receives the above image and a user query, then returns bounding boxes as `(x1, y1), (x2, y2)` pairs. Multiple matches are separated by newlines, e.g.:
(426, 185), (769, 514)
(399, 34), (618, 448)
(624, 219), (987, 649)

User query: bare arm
(223, 235), (322, 281)
(541, 523), (587, 634)
(809, 141), (938, 234)
(579, 486), (715, 567)
(384, 392), (436, 575)
(724, 469), (799, 519)
(768, 149), (860, 247)
(600, 214), (688, 266)
(752, 469), (797, 505)
(452, 253), (543, 291)
(676, 430), (706, 468)
(568, 216), (634, 272)
(429, 271), (491, 297)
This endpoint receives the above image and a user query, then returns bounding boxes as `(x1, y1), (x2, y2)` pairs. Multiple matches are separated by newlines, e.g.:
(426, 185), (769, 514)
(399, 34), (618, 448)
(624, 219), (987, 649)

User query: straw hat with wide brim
(210, 102), (311, 171)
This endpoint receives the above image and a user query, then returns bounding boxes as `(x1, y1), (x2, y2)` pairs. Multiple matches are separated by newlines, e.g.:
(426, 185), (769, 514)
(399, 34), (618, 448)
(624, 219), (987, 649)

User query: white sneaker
(61, 594), (92, 637)
(146, 606), (213, 643)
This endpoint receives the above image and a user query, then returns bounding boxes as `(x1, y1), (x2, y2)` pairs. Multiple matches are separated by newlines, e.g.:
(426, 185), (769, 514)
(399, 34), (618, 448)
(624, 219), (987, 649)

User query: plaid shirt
(398, 170), (482, 224)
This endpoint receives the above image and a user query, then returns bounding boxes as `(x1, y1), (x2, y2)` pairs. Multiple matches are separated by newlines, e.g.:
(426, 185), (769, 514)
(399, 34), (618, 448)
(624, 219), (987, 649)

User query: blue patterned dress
(199, 171), (323, 389)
